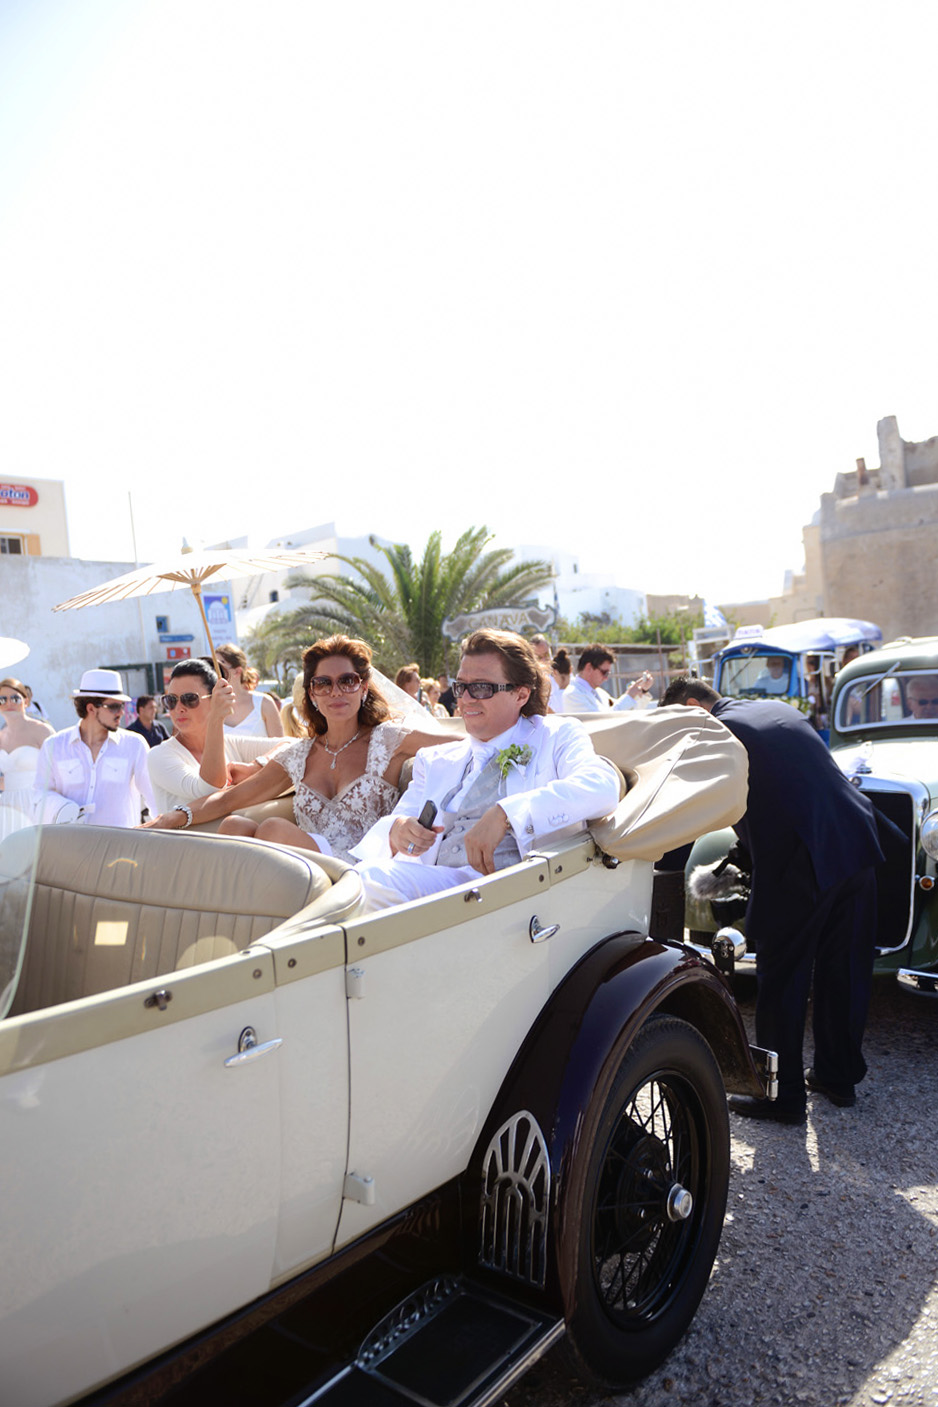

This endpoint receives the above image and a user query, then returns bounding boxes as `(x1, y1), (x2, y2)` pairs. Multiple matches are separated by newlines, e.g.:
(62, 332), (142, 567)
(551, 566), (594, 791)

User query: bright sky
(1, 1), (936, 606)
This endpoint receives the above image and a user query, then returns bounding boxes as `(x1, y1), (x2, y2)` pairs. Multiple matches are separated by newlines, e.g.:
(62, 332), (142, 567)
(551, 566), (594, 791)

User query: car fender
(468, 932), (764, 1305)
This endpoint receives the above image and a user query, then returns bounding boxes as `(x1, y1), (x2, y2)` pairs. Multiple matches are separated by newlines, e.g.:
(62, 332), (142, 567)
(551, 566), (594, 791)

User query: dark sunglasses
(97, 701), (125, 715)
(910, 697), (938, 708)
(309, 673), (362, 696)
(161, 692), (209, 710)
(0, 694), (24, 705)
(453, 680), (517, 700)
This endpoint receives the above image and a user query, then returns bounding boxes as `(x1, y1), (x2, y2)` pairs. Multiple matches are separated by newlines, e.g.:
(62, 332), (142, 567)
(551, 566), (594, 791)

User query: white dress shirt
(35, 725), (154, 827)
(562, 673), (608, 712)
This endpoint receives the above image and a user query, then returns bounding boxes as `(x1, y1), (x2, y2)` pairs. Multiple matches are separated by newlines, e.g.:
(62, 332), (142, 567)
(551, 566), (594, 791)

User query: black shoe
(805, 1068), (856, 1108)
(727, 1095), (806, 1125)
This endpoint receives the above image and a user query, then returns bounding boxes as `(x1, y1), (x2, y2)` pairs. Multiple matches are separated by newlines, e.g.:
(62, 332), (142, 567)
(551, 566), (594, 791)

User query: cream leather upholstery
(3, 825), (357, 1018)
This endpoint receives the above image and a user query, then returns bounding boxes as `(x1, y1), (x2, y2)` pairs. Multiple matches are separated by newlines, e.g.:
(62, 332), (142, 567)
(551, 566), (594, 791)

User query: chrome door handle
(224, 1026), (283, 1067)
(529, 915), (560, 944)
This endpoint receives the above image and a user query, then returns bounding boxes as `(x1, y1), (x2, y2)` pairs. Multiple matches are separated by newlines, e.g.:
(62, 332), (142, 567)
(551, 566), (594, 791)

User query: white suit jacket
(352, 713), (621, 864)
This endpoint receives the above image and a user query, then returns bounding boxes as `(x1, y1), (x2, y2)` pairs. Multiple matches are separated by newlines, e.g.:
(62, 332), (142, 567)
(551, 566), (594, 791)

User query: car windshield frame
(834, 666), (938, 734)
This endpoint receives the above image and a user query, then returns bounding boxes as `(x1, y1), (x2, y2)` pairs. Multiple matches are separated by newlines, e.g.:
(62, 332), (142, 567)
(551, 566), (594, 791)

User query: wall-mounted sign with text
(0, 484), (39, 507)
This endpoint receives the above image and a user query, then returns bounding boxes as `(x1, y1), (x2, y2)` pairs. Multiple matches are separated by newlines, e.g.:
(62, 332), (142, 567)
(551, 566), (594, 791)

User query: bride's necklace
(319, 729), (361, 770)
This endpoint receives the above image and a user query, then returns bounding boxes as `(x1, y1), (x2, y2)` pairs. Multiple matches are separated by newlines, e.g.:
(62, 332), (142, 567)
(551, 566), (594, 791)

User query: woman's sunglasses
(161, 692), (210, 710)
(309, 673), (363, 697)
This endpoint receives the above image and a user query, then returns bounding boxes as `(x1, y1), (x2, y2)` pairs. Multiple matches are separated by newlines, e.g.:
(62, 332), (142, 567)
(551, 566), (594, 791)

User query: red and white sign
(0, 484), (39, 508)
(166, 646), (191, 661)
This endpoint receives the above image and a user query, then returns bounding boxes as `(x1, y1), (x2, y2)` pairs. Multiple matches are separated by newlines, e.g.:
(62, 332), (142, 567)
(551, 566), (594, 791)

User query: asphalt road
(504, 980), (938, 1407)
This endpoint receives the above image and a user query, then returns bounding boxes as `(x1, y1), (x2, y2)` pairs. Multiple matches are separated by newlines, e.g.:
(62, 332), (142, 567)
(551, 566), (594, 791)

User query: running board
(299, 1276), (564, 1407)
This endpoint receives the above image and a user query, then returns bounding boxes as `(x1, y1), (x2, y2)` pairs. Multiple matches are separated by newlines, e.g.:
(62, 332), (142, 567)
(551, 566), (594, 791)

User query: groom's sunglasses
(453, 681), (517, 700)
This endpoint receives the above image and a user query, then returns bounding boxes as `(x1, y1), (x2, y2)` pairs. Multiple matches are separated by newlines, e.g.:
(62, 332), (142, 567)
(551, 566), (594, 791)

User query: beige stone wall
(820, 481), (938, 640)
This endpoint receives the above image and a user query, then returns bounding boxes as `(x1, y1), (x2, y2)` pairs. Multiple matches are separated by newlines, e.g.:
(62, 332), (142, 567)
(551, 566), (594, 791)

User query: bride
(0, 678), (54, 820)
(145, 635), (452, 861)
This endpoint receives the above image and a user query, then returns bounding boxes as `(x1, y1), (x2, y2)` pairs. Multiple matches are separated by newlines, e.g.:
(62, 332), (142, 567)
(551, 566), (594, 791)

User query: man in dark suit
(662, 676), (885, 1125)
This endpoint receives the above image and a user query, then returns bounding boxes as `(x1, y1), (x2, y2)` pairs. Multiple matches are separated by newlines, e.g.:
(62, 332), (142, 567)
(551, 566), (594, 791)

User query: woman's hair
(280, 699), (305, 738)
(395, 664), (421, 689)
(460, 629), (549, 716)
(169, 658), (218, 693)
(216, 643), (248, 674)
(0, 677), (27, 699)
(551, 648), (572, 686)
(420, 677), (439, 696)
(242, 666), (260, 690)
(301, 635), (391, 736)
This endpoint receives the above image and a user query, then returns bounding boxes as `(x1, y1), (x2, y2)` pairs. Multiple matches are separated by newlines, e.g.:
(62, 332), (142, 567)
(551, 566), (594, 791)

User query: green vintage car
(684, 636), (938, 987)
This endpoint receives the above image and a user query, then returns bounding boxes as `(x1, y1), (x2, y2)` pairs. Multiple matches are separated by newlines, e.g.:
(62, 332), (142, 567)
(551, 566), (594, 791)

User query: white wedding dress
(0, 745), (42, 831)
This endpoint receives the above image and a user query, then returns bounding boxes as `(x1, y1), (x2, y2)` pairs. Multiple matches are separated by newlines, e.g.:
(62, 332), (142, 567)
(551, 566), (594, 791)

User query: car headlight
(923, 809), (938, 862)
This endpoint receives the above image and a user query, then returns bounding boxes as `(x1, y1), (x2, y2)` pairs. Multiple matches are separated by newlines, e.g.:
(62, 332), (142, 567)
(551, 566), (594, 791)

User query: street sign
(166, 646), (191, 661)
(159, 634), (196, 644)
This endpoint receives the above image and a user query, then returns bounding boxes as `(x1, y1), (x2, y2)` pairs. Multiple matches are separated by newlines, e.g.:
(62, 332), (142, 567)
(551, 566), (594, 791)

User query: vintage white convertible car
(0, 710), (773, 1407)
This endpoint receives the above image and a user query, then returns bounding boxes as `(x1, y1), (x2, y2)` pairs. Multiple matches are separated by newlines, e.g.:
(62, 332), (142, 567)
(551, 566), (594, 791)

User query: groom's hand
(390, 815), (443, 857)
(465, 805), (511, 875)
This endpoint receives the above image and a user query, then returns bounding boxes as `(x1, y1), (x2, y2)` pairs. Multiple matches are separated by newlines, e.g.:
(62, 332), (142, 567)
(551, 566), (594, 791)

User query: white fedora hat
(72, 668), (131, 702)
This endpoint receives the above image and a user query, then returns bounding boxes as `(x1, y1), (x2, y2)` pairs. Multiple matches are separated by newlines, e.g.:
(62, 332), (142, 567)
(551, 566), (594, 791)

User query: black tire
(560, 1015), (730, 1386)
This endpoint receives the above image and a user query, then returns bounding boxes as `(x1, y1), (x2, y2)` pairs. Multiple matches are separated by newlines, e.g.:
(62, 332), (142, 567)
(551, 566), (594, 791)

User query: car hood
(833, 737), (938, 806)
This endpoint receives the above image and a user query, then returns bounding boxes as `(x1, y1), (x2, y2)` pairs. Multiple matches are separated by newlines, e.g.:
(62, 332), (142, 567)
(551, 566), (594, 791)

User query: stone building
(718, 416), (938, 641)
(819, 416), (938, 642)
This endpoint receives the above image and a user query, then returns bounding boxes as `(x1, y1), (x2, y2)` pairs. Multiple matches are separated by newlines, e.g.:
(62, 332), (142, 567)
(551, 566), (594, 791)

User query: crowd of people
(7, 629), (931, 1131)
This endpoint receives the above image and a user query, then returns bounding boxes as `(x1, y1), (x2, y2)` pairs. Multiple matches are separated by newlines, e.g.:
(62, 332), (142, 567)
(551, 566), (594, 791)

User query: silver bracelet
(173, 804), (193, 828)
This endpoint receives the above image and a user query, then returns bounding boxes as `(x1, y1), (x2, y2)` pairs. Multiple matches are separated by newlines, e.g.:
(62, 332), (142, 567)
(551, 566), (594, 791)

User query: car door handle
(529, 916), (560, 944)
(224, 1026), (283, 1067)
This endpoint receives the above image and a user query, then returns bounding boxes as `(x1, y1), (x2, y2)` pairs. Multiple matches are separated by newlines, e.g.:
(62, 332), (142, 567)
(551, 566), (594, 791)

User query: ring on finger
(407, 842), (415, 854)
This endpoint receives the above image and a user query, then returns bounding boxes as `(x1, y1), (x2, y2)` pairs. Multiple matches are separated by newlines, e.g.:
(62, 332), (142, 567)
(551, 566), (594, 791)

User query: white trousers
(357, 859), (483, 911)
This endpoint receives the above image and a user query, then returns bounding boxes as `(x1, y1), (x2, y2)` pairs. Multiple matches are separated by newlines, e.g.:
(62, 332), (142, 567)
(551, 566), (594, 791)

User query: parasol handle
(191, 583), (220, 674)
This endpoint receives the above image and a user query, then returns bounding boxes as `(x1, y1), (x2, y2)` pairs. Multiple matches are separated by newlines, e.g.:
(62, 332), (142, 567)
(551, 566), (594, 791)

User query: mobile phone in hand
(417, 800), (438, 829)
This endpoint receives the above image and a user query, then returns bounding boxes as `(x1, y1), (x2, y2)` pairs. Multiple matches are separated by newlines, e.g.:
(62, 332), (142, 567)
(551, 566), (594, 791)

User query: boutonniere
(496, 743), (533, 780)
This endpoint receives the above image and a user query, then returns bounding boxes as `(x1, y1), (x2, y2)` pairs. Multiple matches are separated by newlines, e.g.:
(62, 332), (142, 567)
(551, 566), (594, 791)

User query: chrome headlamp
(922, 809), (938, 862)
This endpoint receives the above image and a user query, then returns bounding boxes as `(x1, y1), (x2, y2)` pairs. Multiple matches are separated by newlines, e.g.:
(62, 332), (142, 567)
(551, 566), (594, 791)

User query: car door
(0, 950), (283, 1407)
(336, 845), (641, 1247)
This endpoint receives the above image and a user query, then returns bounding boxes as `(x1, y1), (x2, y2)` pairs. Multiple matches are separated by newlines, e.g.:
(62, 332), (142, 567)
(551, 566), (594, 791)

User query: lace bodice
(275, 721), (412, 862)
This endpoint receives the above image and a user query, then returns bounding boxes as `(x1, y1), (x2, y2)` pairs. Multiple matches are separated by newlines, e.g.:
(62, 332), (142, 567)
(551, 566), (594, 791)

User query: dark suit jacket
(711, 698), (883, 892)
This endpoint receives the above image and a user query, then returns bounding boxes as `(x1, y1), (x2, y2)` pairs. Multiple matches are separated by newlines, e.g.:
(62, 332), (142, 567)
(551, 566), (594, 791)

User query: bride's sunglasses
(309, 673), (362, 697)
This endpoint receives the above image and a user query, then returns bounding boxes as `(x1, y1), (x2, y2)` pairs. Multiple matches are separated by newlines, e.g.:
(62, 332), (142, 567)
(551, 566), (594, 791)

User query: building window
(0, 536), (24, 554)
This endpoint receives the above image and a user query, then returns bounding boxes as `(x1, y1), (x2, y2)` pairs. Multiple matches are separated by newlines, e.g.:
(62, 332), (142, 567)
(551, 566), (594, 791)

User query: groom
(352, 629), (622, 910)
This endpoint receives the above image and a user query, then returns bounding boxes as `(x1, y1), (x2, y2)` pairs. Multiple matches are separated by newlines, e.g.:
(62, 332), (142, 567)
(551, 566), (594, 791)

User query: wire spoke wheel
(592, 1069), (702, 1323)
(562, 1015), (729, 1386)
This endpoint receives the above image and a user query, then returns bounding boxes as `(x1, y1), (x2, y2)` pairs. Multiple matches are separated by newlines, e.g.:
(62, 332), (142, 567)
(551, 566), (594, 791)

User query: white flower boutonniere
(496, 743), (533, 780)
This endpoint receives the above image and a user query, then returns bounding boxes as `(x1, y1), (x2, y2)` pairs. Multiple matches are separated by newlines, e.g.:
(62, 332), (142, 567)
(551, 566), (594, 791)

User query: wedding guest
(127, 695), (169, 748)
(562, 645), (616, 711)
(215, 643), (283, 737)
(421, 677), (450, 720)
(0, 678), (54, 816)
(35, 669), (153, 827)
(395, 664), (422, 701)
(146, 659), (271, 813)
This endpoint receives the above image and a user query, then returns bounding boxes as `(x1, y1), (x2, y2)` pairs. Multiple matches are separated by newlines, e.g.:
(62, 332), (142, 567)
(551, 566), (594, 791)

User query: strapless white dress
(0, 745), (42, 821)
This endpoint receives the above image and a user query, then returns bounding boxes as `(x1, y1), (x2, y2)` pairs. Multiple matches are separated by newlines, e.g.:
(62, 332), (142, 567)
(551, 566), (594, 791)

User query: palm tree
(250, 527), (553, 678)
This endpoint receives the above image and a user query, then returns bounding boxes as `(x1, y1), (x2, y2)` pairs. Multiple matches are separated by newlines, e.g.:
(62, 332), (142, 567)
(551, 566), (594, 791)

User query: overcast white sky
(1, 1), (936, 606)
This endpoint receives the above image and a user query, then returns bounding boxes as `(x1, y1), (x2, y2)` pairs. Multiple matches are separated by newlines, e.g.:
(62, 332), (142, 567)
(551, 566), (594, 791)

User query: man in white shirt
(352, 630), (621, 910)
(35, 668), (154, 827)
(562, 645), (616, 712)
(563, 646), (655, 713)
